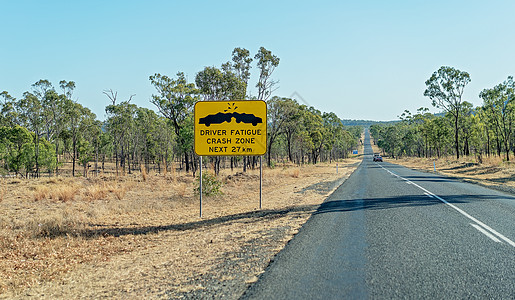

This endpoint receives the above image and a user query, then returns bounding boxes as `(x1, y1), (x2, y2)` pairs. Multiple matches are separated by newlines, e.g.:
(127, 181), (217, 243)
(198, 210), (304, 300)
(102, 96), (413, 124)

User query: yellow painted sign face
(194, 100), (267, 156)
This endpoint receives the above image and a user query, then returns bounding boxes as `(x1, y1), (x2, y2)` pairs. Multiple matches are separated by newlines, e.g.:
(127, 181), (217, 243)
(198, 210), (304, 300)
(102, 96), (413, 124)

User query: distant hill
(341, 119), (399, 127)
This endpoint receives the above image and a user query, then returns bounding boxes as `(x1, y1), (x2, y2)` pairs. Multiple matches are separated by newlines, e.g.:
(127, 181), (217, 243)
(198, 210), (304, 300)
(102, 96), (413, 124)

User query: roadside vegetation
(371, 66), (515, 163)
(370, 66), (515, 188)
(0, 47), (361, 180)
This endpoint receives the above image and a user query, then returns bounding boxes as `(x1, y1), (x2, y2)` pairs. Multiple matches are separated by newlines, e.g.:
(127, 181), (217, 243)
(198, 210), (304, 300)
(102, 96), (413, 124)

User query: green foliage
(1, 48), (362, 179)
(195, 66), (245, 101)
(194, 172), (223, 196)
(424, 66), (471, 159)
(255, 47), (280, 100)
(375, 73), (515, 161)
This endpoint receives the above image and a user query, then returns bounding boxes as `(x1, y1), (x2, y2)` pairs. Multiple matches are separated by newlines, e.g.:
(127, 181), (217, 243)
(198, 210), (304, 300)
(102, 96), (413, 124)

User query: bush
(194, 172), (223, 196)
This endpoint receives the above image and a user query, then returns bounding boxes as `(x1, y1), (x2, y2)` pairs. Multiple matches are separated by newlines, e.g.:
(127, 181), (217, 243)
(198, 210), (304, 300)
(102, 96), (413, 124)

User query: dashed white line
(376, 163), (515, 248)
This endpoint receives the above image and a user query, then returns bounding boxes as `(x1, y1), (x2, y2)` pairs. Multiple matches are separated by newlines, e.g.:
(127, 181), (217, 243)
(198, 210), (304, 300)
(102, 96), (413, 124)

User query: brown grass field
(0, 154), (362, 299)
(388, 154), (515, 189)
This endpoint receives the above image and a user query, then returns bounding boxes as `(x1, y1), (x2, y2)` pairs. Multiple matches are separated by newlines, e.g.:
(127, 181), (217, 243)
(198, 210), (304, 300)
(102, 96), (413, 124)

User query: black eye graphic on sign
(199, 112), (262, 127)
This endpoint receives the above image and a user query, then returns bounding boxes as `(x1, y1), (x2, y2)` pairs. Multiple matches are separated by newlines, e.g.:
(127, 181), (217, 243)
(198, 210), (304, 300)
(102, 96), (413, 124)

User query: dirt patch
(0, 157), (360, 299)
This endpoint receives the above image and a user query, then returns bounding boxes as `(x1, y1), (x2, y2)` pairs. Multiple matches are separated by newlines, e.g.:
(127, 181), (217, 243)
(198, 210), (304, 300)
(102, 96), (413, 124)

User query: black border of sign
(194, 100), (267, 156)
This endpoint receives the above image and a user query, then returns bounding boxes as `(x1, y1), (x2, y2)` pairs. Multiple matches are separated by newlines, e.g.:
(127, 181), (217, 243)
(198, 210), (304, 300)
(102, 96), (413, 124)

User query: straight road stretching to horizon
(242, 130), (515, 299)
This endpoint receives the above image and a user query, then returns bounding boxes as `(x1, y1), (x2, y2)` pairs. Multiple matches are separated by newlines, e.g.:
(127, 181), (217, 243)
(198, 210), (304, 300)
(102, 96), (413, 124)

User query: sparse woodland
(371, 66), (515, 163)
(0, 47), (361, 179)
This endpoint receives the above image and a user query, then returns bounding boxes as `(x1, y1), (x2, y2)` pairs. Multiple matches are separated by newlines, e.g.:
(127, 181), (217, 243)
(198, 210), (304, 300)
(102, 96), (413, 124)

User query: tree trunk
(72, 137), (76, 177)
(184, 152), (190, 173)
(454, 116), (460, 159)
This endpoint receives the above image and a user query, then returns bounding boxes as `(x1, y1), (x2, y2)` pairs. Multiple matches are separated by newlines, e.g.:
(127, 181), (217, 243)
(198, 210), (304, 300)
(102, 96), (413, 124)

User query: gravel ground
(163, 176), (350, 299)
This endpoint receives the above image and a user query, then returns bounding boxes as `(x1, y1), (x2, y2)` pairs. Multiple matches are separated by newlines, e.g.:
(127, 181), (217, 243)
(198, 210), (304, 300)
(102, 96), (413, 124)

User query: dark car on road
(373, 153), (383, 162)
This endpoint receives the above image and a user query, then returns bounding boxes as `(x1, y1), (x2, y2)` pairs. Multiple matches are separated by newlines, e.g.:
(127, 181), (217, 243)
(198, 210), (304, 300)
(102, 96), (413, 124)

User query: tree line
(370, 66), (515, 163)
(0, 47), (360, 178)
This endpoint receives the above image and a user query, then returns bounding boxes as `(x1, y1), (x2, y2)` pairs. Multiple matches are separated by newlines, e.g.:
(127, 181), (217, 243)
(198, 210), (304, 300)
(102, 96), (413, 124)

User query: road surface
(242, 130), (515, 299)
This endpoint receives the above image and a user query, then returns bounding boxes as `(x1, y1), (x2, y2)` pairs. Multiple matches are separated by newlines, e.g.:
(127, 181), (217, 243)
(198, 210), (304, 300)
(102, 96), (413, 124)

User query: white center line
(470, 223), (503, 243)
(377, 163), (515, 248)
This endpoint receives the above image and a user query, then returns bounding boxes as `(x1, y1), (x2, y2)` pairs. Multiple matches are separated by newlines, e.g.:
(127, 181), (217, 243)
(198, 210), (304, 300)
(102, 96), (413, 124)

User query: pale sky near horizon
(2, 0), (515, 121)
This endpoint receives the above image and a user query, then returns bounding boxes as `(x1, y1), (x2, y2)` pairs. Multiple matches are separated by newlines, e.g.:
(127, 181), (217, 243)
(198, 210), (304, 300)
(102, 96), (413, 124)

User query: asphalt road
(242, 130), (515, 299)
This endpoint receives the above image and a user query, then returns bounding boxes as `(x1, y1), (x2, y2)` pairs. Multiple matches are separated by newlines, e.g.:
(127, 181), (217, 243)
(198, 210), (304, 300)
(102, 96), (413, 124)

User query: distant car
(373, 154), (383, 162)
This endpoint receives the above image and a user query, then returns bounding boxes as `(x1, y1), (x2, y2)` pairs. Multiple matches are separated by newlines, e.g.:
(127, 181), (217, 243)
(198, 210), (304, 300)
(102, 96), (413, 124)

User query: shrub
(194, 172), (223, 196)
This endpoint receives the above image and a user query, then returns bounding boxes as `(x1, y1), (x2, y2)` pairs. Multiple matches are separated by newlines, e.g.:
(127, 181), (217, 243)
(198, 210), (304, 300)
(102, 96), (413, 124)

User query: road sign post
(199, 156), (203, 218)
(194, 100), (267, 217)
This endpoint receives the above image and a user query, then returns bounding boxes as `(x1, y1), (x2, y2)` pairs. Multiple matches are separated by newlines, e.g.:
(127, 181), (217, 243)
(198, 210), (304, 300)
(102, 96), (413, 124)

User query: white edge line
(470, 223), (503, 243)
(378, 164), (515, 248)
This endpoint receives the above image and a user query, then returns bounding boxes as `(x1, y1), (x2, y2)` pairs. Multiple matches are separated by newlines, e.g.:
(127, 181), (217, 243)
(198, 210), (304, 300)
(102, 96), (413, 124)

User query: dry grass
(391, 154), (515, 188)
(33, 185), (50, 201)
(140, 164), (148, 182)
(0, 157), (362, 298)
(56, 185), (81, 202)
(26, 210), (87, 238)
(84, 183), (109, 201)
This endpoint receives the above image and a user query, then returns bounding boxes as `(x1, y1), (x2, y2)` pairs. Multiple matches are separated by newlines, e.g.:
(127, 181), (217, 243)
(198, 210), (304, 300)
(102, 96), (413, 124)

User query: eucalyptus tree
(66, 100), (98, 176)
(133, 107), (162, 172)
(195, 66), (245, 101)
(0, 126), (28, 175)
(54, 80), (76, 173)
(424, 66), (471, 159)
(17, 92), (44, 177)
(476, 107), (494, 157)
(398, 108), (432, 157)
(0, 91), (18, 127)
(281, 99), (303, 162)
(457, 102), (475, 157)
(266, 97), (298, 166)
(413, 108), (435, 158)
(15, 79), (58, 177)
(153, 117), (176, 173)
(427, 116), (451, 158)
(479, 76), (515, 161)
(104, 90), (137, 176)
(379, 124), (402, 158)
(322, 111), (347, 161)
(301, 107), (326, 164)
(466, 109), (486, 162)
(255, 47), (280, 100)
(150, 72), (198, 172)
(229, 47), (253, 96)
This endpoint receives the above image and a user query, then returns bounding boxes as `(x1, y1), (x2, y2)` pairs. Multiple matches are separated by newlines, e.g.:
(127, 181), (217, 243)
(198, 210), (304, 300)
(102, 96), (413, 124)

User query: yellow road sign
(194, 100), (267, 156)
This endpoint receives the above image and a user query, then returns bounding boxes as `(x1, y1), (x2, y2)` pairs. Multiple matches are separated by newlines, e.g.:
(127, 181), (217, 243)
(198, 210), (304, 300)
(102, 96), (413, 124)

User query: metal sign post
(194, 100), (267, 217)
(199, 156), (203, 218)
(260, 156), (263, 209)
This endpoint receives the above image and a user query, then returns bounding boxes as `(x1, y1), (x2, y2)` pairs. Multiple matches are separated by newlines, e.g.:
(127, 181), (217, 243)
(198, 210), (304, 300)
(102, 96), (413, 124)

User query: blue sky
(2, 0), (515, 121)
